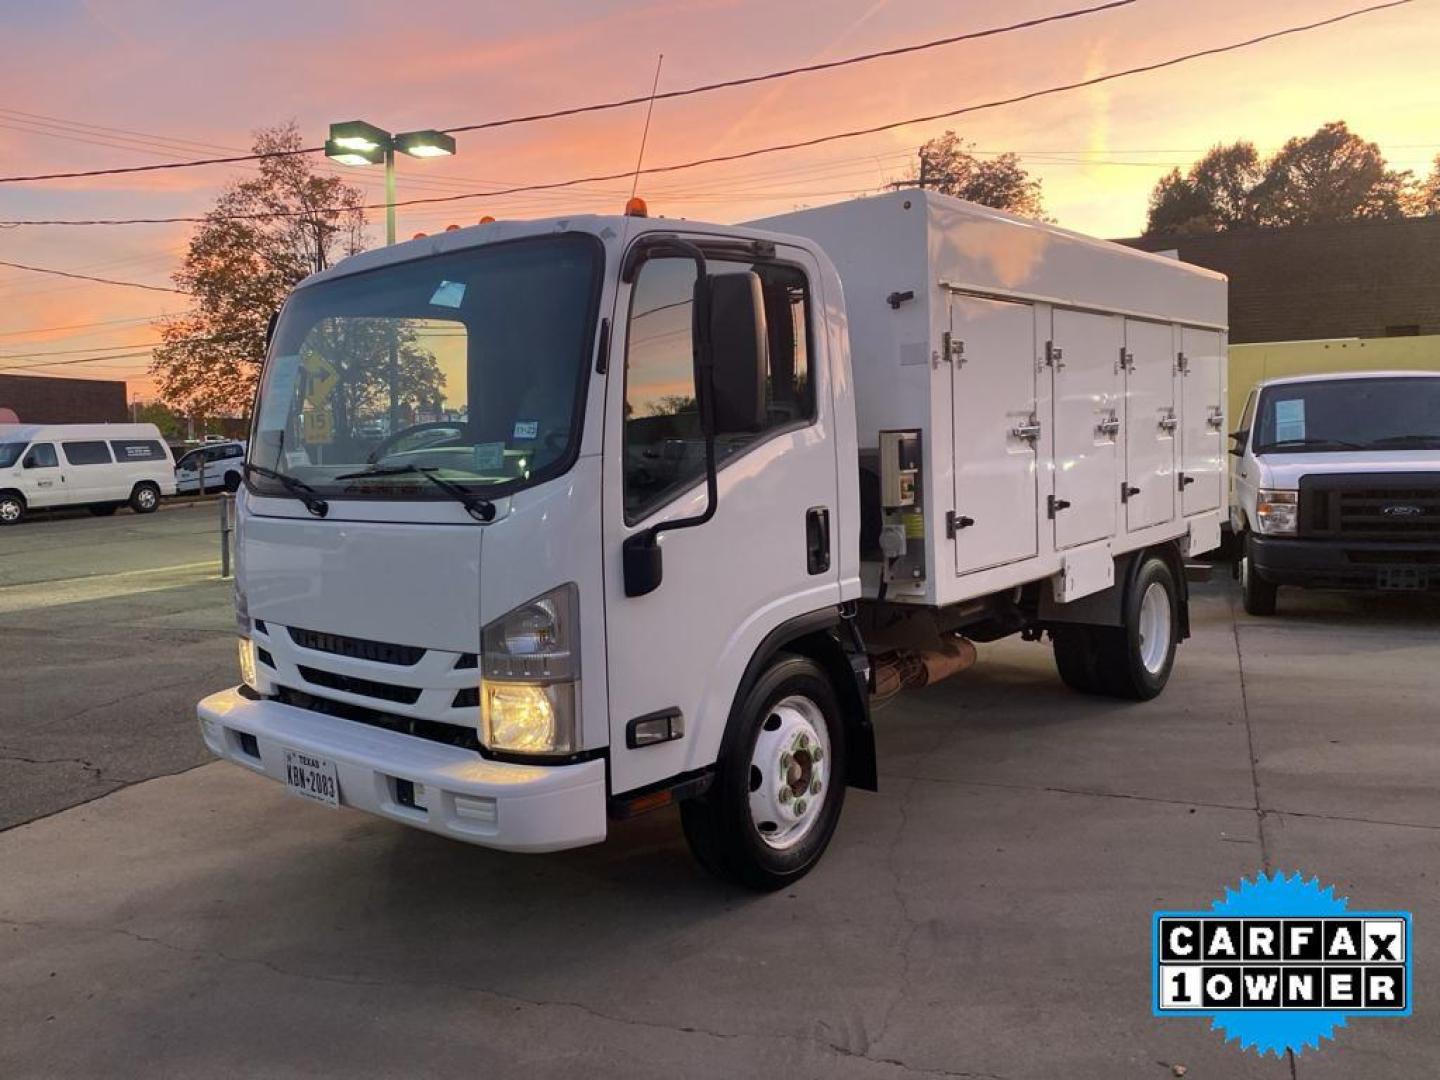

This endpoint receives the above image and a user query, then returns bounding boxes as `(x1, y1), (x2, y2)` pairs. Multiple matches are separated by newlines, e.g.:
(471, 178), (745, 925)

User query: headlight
(480, 584), (580, 755)
(1256, 488), (1298, 536)
(237, 637), (259, 690)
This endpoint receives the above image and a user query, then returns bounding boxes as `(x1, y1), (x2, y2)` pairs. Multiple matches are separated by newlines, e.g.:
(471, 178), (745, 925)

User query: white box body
(753, 190), (1228, 608)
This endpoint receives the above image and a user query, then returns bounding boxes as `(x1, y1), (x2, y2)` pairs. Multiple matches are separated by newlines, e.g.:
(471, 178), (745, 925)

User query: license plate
(1377, 568), (1422, 591)
(283, 749), (340, 808)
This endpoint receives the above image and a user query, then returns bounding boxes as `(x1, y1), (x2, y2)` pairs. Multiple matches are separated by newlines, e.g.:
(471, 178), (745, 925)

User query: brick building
(0, 374), (127, 424)
(1122, 217), (1440, 344)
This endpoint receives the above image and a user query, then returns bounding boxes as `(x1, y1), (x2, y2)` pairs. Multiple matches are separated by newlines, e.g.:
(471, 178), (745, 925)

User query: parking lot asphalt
(1, 517), (1437, 1079)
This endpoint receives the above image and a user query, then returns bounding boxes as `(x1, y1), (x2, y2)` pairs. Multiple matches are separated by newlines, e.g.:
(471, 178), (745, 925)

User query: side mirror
(223, 470), (243, 494)
(705, 271), (769, 435)
(1228, 429), (1248, 457)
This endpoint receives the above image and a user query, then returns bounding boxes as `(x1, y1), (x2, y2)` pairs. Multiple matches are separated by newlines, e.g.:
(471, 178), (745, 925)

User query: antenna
(629, 53), (664, 202)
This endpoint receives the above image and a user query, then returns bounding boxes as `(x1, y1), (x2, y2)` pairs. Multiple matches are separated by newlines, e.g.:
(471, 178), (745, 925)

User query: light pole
(324, 121), (456, 246)
(324, 121), (457, 431)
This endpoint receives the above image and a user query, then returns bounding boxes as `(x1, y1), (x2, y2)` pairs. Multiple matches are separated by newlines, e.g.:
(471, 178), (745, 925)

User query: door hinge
(1121, 483), (1141, 503)
(945, 510), (975, 538)
(1045, 340), (1065, 370)
(941, 330), (965, 366)
(1176, 351), (1189, 375)
(1047, 495), (1071, 519)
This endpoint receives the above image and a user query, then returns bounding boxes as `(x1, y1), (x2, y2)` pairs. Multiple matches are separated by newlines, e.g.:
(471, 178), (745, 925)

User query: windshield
(1253, 377), (1440, 453)
(0, 443), (25, 469)
(249, 233), (602, 501)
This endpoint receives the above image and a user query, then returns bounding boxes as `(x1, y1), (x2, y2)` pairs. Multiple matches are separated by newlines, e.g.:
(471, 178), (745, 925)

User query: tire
(1092, 555), (1180, 701)
(88, 504), (119, 516)
(0, 492), (25, 526)
(1240, 535), (1278, 616)
(680, 653), (848, 891)
(129, 483), (161, 514)
(1052, 626), (1104, 694)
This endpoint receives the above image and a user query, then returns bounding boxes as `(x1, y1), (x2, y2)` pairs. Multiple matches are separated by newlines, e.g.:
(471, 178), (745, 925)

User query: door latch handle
(1047, 495), (1071, 518)
(1158, 413), (1179, 432)
(1179, 473), (1195, 490)
(1121, 484), (1141, 502)
(945, 511), (975, 538)
(805, 506), (831, 575)
(1011, 419), (1041, 441)
(1096, 415), (1121, 437)
(1206, 409), (1225, 429)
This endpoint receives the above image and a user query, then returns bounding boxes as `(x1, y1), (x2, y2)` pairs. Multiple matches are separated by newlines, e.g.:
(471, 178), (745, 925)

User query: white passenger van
(199, 191), (1225, 888)
(0, 423), (175, 524)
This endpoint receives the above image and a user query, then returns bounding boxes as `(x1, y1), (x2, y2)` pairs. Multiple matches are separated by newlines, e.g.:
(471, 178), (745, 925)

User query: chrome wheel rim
(137, 488), (157, 509)
(0, 499), (19, 522)
(1137, 581), (1172, 675)
(748, 694), (831, 851)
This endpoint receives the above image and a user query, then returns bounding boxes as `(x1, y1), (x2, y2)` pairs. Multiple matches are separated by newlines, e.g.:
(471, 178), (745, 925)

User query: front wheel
(0, 492), (25, 525)
(129, 483), (160, 514)
(680, 653), (847, 891)
(1240, 535), (1278, 616)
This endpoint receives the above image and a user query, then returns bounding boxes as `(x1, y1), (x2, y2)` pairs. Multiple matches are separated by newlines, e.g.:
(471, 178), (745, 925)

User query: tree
(1252, 122), (1411, 227)
(1144, 122), (1414, 236)
(901, 132), (1048, 219)
(150, 122), (368, 418)
(1146, 142), (1262, 235)
(1411, 153), (1440, 216)
(134, 401), (185, 440)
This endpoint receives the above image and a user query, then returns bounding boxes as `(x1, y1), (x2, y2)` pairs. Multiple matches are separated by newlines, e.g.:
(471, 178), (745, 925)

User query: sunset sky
(1, 0), (1436, 399)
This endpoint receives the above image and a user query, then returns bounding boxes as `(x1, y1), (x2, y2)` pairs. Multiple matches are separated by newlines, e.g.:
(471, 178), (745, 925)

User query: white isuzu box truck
(199, 190), (1226, 888)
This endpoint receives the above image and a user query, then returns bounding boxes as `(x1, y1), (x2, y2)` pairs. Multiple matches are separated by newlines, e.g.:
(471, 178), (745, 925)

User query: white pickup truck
(199, 190), (1226, 888)
(1230, 370), (1440, 614)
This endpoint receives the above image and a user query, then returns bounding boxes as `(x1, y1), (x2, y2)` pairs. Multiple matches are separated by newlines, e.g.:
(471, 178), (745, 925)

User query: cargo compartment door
(949, 294), (1038, 575)
(1179, 327), (1224, 515)
(1122, 319), (1177, 531)
(1048, 308), (1122, 549)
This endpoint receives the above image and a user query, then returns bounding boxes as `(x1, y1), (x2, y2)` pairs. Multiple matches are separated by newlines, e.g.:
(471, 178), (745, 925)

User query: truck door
(602, 242), (842, 797)
(1122, 319), (1177, 531)
(1179, 327), (1225, 516)
(1048, 308), (1122, 549)
(949, 294), (1039, 574)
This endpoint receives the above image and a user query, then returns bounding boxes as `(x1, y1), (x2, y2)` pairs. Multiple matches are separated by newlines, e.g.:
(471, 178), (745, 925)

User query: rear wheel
(680, 653), (847, 891)
(0, 492), (25, 525)
(1240, 535), (1278, 616)
(130, 482), (160, 514)
(1051, 555), (1179, 701)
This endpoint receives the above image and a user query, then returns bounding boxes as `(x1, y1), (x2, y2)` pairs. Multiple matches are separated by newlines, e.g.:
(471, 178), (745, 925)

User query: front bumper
(198, 687), (607, 852)
(1250, 536), (1440, 591)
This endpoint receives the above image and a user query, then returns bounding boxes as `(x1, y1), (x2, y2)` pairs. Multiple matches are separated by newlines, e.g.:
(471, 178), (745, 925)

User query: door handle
(1179, 473), (1195, 490)
(1011, 420), (1041, 441)
(1206, 409), (1225, 430)
(805, 506), (831, 575)
(1096, 415), (1121, 437)
(1158, 413), (1179, 432)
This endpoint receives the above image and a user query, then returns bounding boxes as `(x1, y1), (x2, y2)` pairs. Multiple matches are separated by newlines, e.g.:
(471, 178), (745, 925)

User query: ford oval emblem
(1382, 504), (1424, 517)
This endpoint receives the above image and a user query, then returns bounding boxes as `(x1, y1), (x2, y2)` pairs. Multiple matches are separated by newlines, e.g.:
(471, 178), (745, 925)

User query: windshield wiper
(1254, 437), (1367, 452)
(1364, 434), (1440, 448)
(244, 462), (329, 517)
(335, 464), (497, 522)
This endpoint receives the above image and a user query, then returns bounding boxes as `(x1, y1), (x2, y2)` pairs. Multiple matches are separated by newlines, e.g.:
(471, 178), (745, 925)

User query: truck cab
(1230, 370), (1440, 614)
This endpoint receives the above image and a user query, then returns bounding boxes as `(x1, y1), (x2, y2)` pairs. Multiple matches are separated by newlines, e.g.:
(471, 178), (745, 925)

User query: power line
(0, 331), (245, 364)
(0, 259), (183, 293)
(1, 1), (1409, 229)
(0, 1), (1137, 184)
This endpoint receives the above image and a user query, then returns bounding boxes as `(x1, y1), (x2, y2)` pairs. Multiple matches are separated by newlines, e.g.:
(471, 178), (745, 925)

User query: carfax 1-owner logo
(1153, 872), (1412, 1056)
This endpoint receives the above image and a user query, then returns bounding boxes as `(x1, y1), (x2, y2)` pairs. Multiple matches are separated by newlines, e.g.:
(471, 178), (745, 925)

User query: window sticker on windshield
(473, 442), (504, 471)
(429, 280), (466, 308)
(513, 420), (539, 440)
(1275, 399), (1306, 442)
(259, 356), (302, 432)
